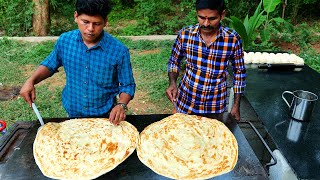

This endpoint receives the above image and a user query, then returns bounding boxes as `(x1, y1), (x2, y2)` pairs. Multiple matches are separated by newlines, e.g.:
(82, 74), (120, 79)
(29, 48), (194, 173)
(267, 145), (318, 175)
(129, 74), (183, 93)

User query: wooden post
(32, 0), (50, 36)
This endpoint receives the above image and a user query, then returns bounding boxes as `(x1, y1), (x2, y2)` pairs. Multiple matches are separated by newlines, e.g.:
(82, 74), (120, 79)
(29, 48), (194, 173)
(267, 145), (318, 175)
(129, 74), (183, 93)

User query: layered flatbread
(137, 113), (238, 179)
(33, 118), (139, 180)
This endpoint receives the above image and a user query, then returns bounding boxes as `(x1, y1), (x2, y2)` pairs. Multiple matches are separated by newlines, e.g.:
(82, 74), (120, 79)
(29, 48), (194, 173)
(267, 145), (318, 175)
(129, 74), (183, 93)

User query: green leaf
(230, 16), (248, 49)
(263, 0), (281, 13)
(271, 17), (285, 23)
(260, 28), (271, 42)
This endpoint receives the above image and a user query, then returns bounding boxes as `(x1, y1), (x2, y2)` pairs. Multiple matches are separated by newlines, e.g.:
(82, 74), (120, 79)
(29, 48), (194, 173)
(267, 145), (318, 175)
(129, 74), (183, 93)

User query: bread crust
(137, 113), (238, 179)
(33, 118), (139, 180)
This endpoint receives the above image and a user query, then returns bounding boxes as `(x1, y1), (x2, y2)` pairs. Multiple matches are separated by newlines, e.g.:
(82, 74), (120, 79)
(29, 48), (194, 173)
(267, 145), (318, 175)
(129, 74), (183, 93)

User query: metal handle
(282, 91), (293, 108)
(238, 121), (277, 174)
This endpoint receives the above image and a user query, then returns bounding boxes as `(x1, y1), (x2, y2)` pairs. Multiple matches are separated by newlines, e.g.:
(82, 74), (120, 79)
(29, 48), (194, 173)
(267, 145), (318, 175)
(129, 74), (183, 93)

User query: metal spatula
(31, 103), (44, 130)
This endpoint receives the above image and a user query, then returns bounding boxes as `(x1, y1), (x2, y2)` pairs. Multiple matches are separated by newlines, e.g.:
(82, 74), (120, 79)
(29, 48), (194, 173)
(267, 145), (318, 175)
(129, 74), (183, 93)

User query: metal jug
(282, 90), (318, 121)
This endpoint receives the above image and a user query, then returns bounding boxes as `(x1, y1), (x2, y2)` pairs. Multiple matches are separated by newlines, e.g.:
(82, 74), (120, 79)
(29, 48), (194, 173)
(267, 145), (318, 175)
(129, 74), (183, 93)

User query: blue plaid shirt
(41, 30), (135, 117)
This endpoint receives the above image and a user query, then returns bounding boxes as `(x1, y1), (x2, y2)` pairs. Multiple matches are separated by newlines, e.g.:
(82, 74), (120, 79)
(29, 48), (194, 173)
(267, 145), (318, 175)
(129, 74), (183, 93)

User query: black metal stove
(0, 114), (268, 180)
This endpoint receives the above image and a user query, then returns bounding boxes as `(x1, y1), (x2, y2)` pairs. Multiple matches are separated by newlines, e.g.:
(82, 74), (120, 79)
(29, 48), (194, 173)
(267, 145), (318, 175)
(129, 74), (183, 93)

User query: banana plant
(225, 0), (290, 49)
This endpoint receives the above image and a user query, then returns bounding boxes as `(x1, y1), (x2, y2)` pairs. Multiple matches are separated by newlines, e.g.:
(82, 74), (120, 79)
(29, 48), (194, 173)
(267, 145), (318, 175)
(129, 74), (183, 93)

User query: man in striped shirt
(20, 0), (135, 125)
(166, 0), (246, 121)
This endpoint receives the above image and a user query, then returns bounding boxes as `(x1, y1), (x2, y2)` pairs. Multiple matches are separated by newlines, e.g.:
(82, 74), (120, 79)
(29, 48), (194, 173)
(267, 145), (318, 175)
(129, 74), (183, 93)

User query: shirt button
(84, 95), (87, 98)
(84, 81), (87, 84)
(85, 66), (88, 69)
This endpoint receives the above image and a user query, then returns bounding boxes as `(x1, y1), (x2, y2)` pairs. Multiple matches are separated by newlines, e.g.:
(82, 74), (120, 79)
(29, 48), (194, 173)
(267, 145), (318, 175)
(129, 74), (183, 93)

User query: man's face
(74, 12), (107, 44)
(197, 9), (225, 34)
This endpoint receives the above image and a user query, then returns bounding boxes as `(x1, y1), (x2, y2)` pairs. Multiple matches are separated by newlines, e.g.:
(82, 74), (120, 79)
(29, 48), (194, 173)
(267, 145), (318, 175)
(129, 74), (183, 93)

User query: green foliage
(225, 0), (259, 20)
(226, 1), (265, 49)
(49, 0), (77, 35)
(0, 0), (319, 36)
(0, 0), (33, 36)
(226, 0), (292, 50)
(108, 0), (197, 35)
(300, 49), (320, 72)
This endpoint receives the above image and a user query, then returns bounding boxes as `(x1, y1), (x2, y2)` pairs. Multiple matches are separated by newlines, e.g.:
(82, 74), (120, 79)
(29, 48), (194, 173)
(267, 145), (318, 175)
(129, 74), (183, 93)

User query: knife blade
(32, 103), (44, 126)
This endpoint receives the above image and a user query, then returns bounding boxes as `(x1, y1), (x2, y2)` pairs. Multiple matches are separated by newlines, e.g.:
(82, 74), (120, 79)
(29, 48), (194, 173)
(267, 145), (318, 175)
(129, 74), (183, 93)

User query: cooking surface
(245, 65), (320, 179)
(0, 114), (267, 180)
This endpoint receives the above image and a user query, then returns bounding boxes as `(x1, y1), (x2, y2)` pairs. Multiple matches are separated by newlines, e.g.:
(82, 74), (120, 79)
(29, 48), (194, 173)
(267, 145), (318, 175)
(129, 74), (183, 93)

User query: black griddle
(0, 114), (268, 180)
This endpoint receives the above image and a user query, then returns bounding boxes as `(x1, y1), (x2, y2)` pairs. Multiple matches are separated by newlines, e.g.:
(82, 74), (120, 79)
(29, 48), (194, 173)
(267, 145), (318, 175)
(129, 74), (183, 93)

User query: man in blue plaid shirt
(20, 0), (135, 125)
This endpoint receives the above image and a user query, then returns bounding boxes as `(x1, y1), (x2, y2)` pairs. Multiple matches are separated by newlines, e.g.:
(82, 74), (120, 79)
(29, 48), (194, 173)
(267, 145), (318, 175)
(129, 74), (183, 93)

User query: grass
(0, 38), (174, 129)
(1, 35), (320, 130)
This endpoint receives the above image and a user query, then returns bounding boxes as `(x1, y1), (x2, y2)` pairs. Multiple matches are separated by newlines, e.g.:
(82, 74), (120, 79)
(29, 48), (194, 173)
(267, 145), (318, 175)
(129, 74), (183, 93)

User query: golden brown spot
(123, 150), (130, 159)
(164, 155), (168, 161)
(211, 154), (216, 159)
(106, 142), (118, 153)
(109, 158), (115, 163)
(169, 135), (177, 142)
(74, 153), (79, 160)
(153, 133), (158, 139)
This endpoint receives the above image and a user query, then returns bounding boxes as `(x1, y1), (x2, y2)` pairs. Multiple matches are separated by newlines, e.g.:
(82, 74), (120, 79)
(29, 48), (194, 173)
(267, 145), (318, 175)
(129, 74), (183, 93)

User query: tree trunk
(32, 0), (50, 36)
(282, 0), (287, 19)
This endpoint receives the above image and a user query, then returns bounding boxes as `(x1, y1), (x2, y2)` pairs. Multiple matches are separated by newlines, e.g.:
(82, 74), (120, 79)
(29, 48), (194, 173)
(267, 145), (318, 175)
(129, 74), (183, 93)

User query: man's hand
(230, 106), (240, 121)
(20, 80), (36, 107)
(109, 104), (126, 125)
(166, 84), (178, 114)
(166, 84), (178, 103)
(20, 65), (52, 107)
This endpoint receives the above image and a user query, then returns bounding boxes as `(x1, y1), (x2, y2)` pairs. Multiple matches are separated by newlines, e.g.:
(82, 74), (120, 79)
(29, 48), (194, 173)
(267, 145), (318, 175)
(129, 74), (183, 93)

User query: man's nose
(87, 23), (94, 31)
(203, 19), (210, 26)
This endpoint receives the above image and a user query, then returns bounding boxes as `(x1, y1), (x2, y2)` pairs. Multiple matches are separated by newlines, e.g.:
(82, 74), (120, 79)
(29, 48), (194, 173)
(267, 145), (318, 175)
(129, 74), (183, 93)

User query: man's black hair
(195, 0), (225, 14)
(76, 0), (113, 20)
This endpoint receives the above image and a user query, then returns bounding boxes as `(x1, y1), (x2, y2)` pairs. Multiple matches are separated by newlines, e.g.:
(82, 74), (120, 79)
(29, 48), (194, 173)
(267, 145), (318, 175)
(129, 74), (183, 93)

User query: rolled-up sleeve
(168, 34), (184, 73)
(118, 48), (136, 98)
(40, 38), (62, 74)
(232, 38), (246, 94)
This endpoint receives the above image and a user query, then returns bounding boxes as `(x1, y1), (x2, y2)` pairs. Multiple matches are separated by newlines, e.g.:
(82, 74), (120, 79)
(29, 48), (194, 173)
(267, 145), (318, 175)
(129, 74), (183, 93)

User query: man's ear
(104, 17), (108, 27)
(74, 11), (78, 22)
(221, 10), (226, 20)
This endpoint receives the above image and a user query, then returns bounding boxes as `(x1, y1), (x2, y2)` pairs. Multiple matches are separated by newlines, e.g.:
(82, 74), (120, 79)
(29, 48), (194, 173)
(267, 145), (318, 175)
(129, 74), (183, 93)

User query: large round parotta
(33, 118), (139, 180)
(136, 113), (238, 179)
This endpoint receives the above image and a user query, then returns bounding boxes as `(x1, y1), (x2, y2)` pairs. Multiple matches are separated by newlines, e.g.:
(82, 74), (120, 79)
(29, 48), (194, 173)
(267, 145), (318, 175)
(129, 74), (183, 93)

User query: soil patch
(0, 86), (20, 101)
(20, 65), (66, 91)
(311, 43), (320, 54)
(274, 42), (301, 54)
(138, 49), (160, 55)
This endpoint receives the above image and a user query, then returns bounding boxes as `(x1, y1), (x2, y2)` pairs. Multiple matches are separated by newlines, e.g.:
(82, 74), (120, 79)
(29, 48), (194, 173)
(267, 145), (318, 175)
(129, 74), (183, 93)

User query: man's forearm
(28, 65), (52, 85)
(118, 93), (132, 105)
(233, 93), (242, 108)
(168, 72), (179, 86)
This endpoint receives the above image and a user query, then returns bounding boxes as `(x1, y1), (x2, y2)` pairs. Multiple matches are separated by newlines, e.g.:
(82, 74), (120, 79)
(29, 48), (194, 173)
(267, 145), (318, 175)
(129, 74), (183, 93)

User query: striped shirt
(168, 24), (246, 114)
(41, 30), (135, 117)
